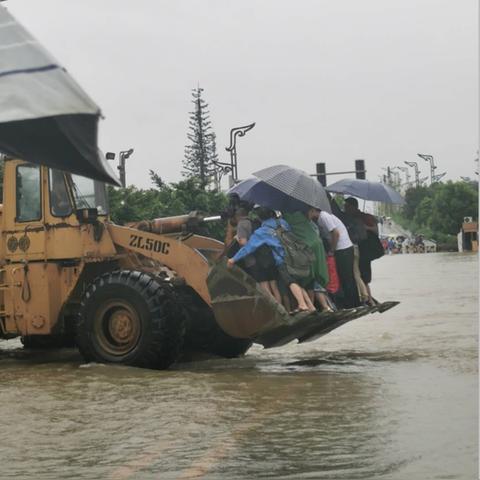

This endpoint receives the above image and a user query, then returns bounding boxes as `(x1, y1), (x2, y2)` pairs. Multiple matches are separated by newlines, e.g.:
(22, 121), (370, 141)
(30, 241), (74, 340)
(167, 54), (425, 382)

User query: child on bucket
(227, 207), (315, 313)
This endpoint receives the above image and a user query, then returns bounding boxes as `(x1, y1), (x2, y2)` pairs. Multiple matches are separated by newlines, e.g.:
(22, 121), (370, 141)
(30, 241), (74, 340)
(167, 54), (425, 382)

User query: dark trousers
(334, 246), (360, 308)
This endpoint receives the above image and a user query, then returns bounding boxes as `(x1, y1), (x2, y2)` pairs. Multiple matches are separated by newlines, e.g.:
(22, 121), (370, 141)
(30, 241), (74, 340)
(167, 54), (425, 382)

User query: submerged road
(0, 252), (477, 479)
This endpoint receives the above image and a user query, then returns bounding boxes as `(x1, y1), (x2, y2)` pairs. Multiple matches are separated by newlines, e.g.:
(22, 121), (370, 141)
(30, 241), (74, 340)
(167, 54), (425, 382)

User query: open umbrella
(326, 178), (405, 204)
(0, 6), (119, 185)
(228, 177), (318, 212)
(252, 165), (331, 212)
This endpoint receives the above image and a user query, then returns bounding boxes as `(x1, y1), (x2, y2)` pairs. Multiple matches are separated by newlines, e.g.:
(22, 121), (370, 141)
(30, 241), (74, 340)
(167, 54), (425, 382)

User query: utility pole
(404, 161), (420, 187)
(417, 153), (436, 185)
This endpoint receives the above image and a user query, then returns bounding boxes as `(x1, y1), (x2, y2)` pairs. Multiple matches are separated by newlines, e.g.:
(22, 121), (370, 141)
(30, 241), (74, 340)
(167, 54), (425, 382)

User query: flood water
(0, 253), (477, 479)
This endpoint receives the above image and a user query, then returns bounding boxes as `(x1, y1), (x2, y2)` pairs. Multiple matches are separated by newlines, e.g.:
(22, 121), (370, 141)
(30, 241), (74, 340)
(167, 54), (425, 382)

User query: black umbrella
(0, 6), (120, 185)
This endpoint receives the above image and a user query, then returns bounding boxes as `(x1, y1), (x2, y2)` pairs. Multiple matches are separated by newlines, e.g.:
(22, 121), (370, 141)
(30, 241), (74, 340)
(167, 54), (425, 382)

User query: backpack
(359, 230), (385, 261)
(275, 220), (315, 280)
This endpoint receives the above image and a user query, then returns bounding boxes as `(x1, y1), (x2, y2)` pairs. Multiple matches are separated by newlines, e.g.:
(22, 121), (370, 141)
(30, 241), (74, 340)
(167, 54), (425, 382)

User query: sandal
(290, 307), (309, 315)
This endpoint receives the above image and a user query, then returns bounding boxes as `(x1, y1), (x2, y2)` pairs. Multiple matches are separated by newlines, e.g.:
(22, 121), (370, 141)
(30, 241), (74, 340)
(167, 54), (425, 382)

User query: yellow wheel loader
(0, 158), (397, 369)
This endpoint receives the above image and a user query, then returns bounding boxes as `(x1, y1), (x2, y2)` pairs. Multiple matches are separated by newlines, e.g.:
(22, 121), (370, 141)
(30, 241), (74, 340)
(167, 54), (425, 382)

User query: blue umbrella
(326, 178), (405, 204)
(229, 177), (323, 212)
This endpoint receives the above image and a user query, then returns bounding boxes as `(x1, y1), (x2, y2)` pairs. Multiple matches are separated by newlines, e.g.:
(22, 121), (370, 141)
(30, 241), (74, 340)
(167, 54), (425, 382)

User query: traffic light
(355, 159), (366, 179)
(316, 162), (326, 186)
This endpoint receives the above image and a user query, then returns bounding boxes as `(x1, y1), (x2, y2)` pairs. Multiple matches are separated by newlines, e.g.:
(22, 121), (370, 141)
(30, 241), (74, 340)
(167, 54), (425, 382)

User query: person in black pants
(332, 246), (359, 308)
(317, 210), (360, 309)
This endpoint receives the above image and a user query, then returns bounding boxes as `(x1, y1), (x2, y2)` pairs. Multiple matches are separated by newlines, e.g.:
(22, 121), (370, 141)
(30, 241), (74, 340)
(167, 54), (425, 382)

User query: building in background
(457, 217), (478, 252)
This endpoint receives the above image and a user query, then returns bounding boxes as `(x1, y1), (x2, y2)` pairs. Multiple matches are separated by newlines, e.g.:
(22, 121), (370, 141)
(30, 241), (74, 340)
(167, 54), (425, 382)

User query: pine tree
(183, 87), (218, 189)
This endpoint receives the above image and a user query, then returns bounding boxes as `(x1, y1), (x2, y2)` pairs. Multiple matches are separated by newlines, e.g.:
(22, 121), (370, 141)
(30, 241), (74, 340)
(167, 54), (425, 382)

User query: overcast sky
(8, 0), (479, 189)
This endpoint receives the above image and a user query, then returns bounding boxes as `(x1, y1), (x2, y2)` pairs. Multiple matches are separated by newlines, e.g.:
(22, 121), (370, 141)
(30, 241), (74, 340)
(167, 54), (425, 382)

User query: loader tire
(76, 270), (185, 369)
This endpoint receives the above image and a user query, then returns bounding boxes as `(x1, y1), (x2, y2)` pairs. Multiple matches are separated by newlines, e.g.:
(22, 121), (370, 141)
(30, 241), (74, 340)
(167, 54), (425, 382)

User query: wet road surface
(0, 252), (477, 479)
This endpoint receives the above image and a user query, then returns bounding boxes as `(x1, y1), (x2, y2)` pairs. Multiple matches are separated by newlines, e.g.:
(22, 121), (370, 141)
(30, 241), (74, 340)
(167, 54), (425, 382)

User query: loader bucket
(207, 261), (399, 349)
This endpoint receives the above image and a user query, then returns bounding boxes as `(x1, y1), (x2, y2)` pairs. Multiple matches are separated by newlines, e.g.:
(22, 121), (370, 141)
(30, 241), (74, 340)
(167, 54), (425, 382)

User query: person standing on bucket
(317, 210), (360, 309)
(344, 197), (383, 306)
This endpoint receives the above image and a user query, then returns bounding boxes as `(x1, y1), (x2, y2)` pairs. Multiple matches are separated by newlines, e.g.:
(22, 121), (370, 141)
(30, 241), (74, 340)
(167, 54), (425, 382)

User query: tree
(413, 196), (434, 227)
(183, 87), (219, 188)
(108, 172), (228, 240)
(395, 180), (478, 241)
(149, 169), (164, 189)
(402, 185), (430, 220)
(427, 181), (478, 235)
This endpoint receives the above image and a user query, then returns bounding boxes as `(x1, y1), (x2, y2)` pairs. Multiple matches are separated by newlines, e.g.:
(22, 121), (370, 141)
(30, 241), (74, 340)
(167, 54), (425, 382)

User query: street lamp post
(417, 153), (436, 185)
(118, 148), (134, 188)
(381, 166), (393, 185)
(395, 166), (410, 188)
(404, 161), (420, 187)
(432, 172), (447, 182)
(213, 122), (255, 188)
(390, 167), (403, 188)
(419, 176), (429, 185)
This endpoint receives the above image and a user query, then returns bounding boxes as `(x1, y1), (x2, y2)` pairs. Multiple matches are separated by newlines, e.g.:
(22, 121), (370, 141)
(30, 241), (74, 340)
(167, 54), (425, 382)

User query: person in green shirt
(282, 208), (332, 312)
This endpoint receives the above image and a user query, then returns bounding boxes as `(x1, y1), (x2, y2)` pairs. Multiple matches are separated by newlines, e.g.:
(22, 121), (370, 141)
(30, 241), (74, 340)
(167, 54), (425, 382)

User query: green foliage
(427, 182), (478, 235)
(396, 180), (478, 241)
(413, 196), (433, 226)
(402, 185), (430, 219)
(108, 173), (228, 240)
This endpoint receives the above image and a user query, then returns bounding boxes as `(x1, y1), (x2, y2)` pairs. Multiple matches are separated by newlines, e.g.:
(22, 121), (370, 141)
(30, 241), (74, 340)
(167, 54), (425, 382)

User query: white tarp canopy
(0, 5), (119, 185)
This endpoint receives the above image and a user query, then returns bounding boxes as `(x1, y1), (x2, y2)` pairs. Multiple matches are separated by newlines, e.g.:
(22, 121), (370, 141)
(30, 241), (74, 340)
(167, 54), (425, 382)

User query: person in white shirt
(317, 210), (360, 308)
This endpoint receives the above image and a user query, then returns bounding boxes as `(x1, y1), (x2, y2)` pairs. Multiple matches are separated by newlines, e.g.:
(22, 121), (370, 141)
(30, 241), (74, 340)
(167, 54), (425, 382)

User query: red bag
(326, 256), (340, 294)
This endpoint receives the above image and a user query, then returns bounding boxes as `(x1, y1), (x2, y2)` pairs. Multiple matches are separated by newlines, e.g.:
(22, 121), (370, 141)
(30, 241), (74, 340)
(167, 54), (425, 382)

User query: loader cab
(1, 158), (116, 262)
(48, 168), (109, 222)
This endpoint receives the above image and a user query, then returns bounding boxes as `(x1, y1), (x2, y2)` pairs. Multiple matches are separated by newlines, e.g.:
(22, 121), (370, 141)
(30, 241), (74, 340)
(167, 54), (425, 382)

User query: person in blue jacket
(227, 207), (315, 313)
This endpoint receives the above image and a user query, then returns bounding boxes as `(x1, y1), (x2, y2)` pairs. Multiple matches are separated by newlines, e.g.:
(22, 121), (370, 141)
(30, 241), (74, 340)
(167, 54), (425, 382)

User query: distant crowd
(225, 196), (385, 314)
(381, 234), (436, 254)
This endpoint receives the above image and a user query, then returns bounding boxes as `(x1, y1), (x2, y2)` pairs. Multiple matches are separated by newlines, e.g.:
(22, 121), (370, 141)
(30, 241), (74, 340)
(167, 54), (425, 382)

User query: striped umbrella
(252, 165), (331, 212)
(0, 6), (119, 185)
(228, 177), (319, 212)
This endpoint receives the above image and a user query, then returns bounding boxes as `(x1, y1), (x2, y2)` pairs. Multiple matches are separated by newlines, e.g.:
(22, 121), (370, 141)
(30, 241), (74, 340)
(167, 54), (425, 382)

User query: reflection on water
(0, 253), (477, 479)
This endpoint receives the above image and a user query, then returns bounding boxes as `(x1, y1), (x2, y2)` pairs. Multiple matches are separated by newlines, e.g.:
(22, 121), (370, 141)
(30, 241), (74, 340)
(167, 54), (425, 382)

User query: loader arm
(107, 224), (214, 305)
